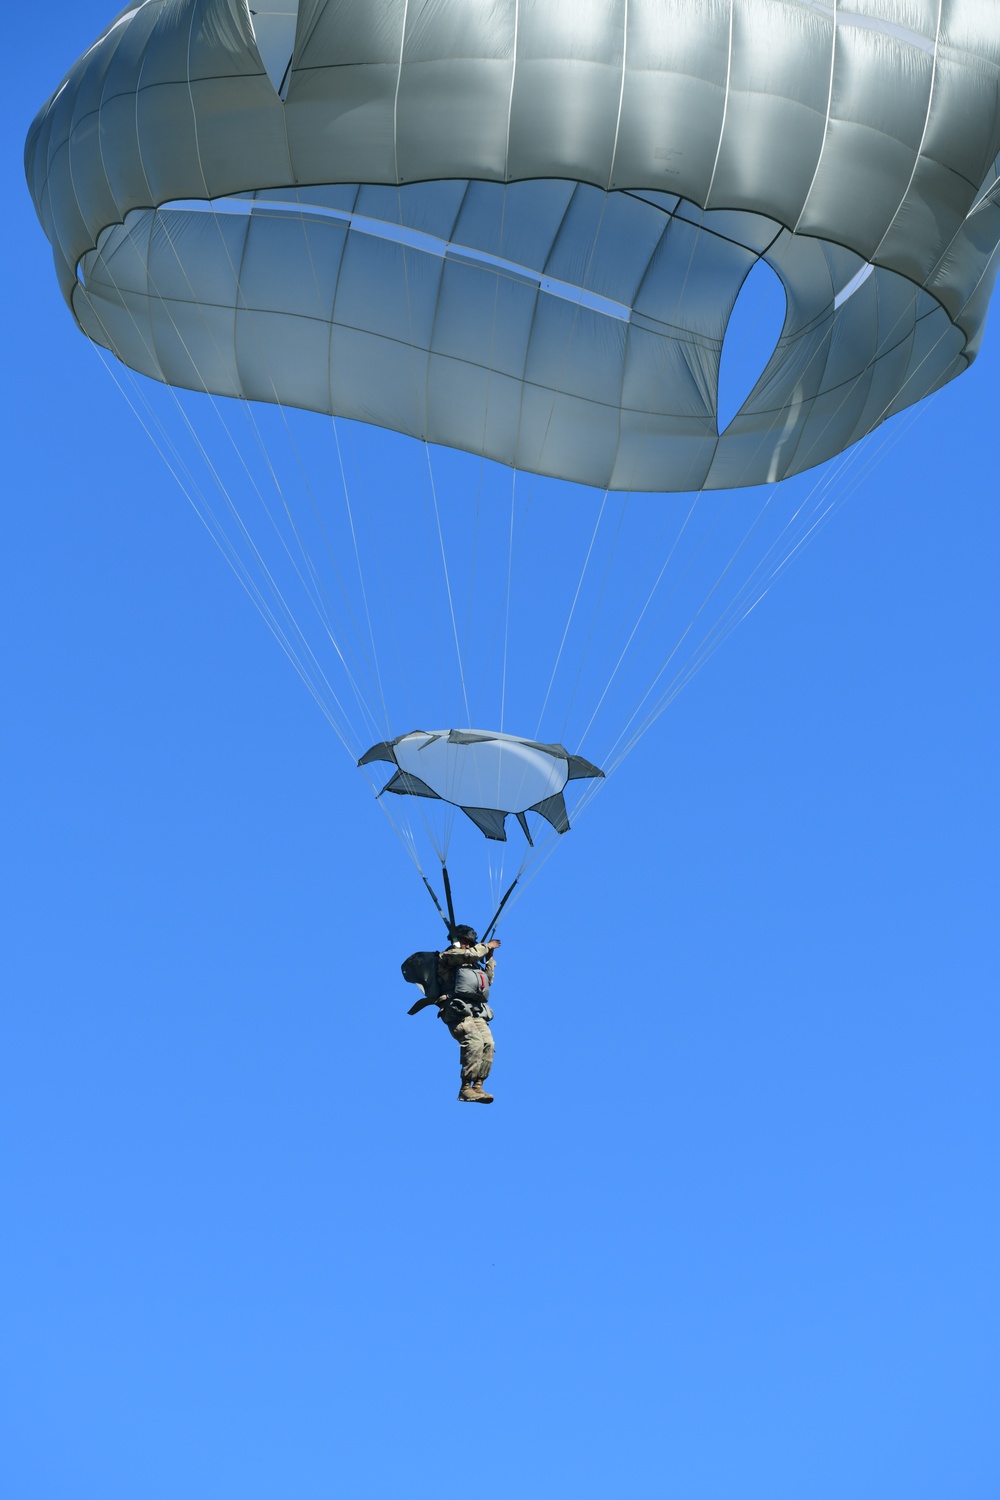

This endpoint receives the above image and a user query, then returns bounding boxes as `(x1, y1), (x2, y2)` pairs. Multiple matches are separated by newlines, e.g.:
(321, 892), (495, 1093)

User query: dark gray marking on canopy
(460, 806), (510, 841)
(528, 792), (570, 834)
(379, 769), (439, 799)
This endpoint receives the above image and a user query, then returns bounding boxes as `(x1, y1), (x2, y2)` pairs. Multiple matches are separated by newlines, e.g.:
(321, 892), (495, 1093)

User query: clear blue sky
(4, 8), (998, 1499)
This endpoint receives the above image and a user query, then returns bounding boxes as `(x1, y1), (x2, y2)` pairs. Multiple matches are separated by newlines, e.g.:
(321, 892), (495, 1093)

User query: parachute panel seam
(704, 0), (734, 210)
(792, 0), (838, 236)
(870, 0), (944, 266)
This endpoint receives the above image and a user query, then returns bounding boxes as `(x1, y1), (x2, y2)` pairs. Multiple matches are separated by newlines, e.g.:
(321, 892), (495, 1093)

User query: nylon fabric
(25, 0), (1000, 491)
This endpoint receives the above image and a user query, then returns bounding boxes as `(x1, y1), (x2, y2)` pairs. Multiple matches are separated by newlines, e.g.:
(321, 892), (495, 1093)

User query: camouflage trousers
(448, 1016), (495, 1086)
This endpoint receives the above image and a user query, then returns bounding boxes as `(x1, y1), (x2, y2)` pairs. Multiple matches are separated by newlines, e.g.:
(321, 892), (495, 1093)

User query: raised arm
(439, 941), (493, 967)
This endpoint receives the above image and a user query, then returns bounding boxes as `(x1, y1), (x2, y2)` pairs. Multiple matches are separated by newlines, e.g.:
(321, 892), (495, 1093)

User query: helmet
(453, 925), (478, 945)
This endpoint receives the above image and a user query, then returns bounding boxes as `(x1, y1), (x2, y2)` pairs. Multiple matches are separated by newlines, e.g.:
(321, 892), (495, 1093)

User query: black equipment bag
(401, 951), (443, 1015)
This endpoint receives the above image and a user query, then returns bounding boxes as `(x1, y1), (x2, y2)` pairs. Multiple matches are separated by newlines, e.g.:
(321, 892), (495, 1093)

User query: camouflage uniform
(438, 942), (496, 1090)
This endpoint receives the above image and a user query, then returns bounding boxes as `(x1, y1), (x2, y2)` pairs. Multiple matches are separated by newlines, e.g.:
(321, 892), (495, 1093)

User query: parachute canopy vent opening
(247, 0), (299, 99)
(717, 258), (787, 437)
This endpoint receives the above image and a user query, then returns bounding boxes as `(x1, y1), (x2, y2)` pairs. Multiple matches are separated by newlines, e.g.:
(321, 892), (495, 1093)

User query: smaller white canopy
(359, 729), (603, 842)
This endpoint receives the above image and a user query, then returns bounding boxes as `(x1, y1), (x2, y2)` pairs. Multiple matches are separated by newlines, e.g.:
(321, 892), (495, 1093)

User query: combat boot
(458, 1083), (494, 1103)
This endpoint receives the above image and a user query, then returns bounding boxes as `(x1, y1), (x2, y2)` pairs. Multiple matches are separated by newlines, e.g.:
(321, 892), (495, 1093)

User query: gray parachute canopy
(25, 0), (1000, 490)
(359, 730), (604, 843)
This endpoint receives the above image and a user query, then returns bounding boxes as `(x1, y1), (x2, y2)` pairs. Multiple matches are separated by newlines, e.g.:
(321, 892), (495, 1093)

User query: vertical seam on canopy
(784, 245), (944, 480)
(929, 181), (1000, 303)
(527, 185), (621, 487)
(607, 0), (628, 192)
(67, 8), (128, 255)
(817, 258), (884, 462)
(871, 0), (944, 265)
(142, 208), (165, 380)
(276, 11), (297, 183)
(504, 0), (519, 180)
(705, 0), (735, 209)
(185, 1), (212, 201)
(81, 14), (162, 379)
(510, 184), (578, 472)
(887, 242), (998, 401)
(793, 0), (838, 236)
(295, 0), (325, 62)
(771, 258), (918, 478)
(423, 181), (474, 440)
(844, 250), (891, 450)
(775, 261), (849, 478)
(890, 303), (944, 417)
(64, 122), (99, 330)
(230, 206), (256, 419)
(605, 200), (697, 488)
(393, 0), (411, 186)
(132, 21), (161, 382)
(549, 203), (616, 475)
(131, 9), (157, 209)
(326, 185), (360, 422)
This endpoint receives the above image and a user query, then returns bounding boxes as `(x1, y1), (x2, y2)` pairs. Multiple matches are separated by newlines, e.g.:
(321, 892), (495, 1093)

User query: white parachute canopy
(26, 0), (1000, 491)
(24, 1), (1000, 916)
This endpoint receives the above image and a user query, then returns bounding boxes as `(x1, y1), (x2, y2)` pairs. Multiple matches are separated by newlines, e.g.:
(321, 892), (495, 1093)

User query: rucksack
(400, 950), (443, 1001)
(401, 949), (492, 1017)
